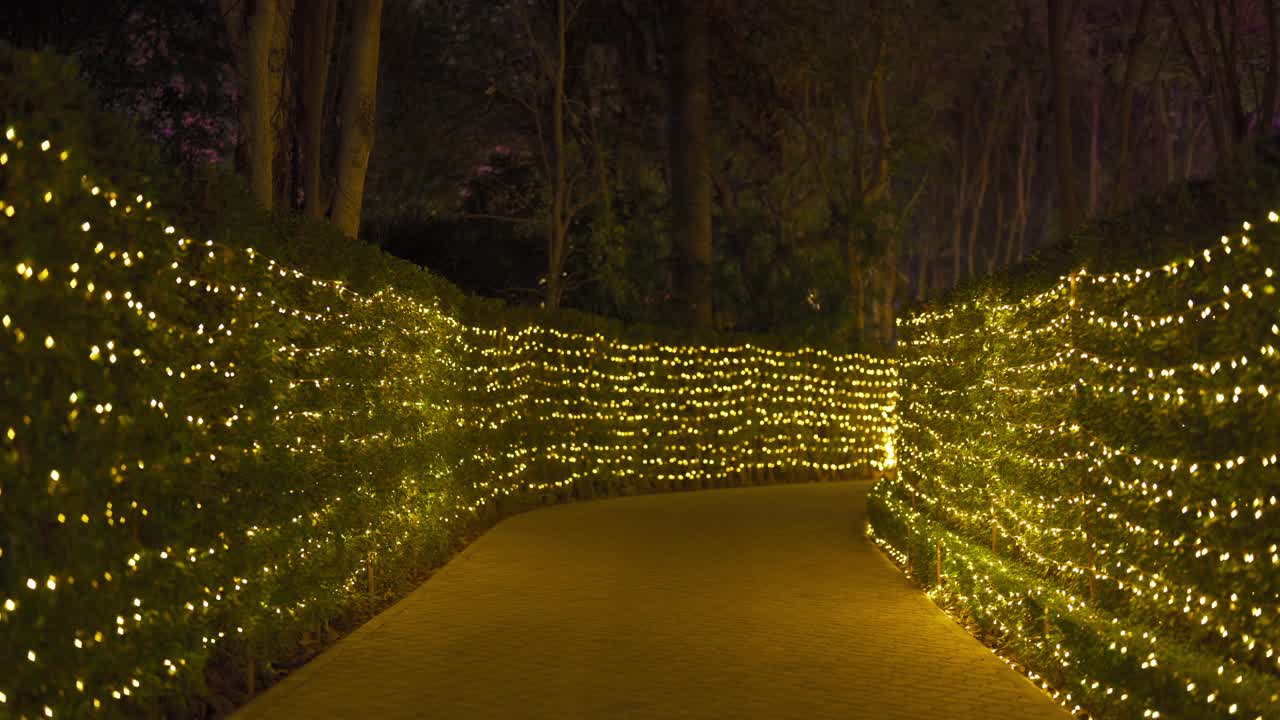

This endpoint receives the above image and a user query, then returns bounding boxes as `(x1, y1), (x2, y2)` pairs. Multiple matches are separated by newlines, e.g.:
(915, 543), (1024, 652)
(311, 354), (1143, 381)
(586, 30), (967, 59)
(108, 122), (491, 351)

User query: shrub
(0, 46), (895, 718)
(876, 177), (1280, 717)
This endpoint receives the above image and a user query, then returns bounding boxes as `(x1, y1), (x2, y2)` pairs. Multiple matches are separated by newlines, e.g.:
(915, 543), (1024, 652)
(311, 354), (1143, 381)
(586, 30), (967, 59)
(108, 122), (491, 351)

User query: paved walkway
(235, 481), (1067, 719)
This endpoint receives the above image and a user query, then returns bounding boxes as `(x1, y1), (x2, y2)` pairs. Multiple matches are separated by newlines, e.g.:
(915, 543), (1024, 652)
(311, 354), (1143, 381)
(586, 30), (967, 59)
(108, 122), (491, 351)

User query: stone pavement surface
(235, 481), (1068, 719)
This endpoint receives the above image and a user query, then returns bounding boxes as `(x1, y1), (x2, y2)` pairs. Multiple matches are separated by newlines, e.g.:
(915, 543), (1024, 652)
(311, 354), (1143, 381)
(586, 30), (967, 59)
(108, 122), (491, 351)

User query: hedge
(0, 47), (896, 718)
(873, 194), (1280, 716)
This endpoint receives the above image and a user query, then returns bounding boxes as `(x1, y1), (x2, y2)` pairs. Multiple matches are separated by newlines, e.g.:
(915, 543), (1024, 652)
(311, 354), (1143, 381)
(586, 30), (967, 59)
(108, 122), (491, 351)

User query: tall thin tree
(220, 0), (281, 209)
(298, 0), (338, 220)
(332, 0), (384, 239)
(1049, 0), (1080, 233)
(668, 0), (714, 329)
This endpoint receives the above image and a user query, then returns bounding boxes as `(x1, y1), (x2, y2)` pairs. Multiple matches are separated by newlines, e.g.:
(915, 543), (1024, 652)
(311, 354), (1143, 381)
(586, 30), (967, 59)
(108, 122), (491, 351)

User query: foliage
(872, 170), (1280, 718)
(0, 47), (896, 718)
(2, 0), (238, 168)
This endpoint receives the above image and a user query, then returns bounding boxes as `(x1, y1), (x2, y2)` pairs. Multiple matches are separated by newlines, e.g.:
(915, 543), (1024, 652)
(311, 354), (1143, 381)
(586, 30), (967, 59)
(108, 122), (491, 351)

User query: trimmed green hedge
(874, 190), (1280, 716)
(0, 47), (896, 718)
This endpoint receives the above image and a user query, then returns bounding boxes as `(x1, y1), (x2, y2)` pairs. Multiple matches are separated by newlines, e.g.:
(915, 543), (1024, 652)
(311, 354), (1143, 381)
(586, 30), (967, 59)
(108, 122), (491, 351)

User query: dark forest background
(8, 0), (1280, 343)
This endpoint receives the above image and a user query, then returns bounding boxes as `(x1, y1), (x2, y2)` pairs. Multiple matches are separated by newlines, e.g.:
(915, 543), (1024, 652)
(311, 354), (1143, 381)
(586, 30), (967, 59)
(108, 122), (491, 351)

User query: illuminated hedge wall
(462, 324), (895, 507)
(0, 93), (895, 719)
(871, 212), (1280, 718)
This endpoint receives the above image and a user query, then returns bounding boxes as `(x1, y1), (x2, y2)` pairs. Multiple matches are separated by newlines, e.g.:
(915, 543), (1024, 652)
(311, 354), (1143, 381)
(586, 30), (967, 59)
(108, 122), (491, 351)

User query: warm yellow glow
(879, 208), (1280, 720)
(0, 124), (898, 717)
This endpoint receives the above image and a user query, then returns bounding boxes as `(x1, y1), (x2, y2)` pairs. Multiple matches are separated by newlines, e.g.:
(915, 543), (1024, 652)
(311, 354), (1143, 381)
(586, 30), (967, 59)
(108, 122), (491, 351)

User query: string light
(0, 127), (896, 716)
(875, 206), (1280, 719)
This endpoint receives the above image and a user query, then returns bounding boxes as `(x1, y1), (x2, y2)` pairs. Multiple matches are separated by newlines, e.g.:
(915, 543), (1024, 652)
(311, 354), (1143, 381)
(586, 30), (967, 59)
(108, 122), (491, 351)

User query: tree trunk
(850, 249), (865, 341)
(1210, 0), (1247, 140)
(1088, 83), (1101, 217)
(332, 0), (383, 240)
(872, 68), (895, 343)
(667, 0), (714, 328)
(1264, 0), (1279, 133)
(1185, 115), (1207, 178)
(879, 256), (896, 343)
(219, 1), (249, 174)
(1114, 0), (1153, 210)
(545, 0), (569, 310)
(915, 183), (934, 302)
(269, 0), (296, 210)
(589, 111), (617, 309)
(916, 242), (929, 302)
(950, 112), (970, 287)
(1049, 0), (1079, 232)
(1165, 0), (1233, 164)
(964, 95), (1001, 280)
(1156, 81), (1177, 184)
(1010, 89), (1033, 266)
(300, 0), (337, 220)
(221, 0), (279, 210)
(870, 280), (883, 344)
(992, 186), (1005, 274)
(950, 209), (963, 287)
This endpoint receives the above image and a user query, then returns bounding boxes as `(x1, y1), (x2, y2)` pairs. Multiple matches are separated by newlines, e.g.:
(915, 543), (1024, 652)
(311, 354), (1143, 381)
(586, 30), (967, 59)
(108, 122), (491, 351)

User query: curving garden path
(234, 481), (1067, 719)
